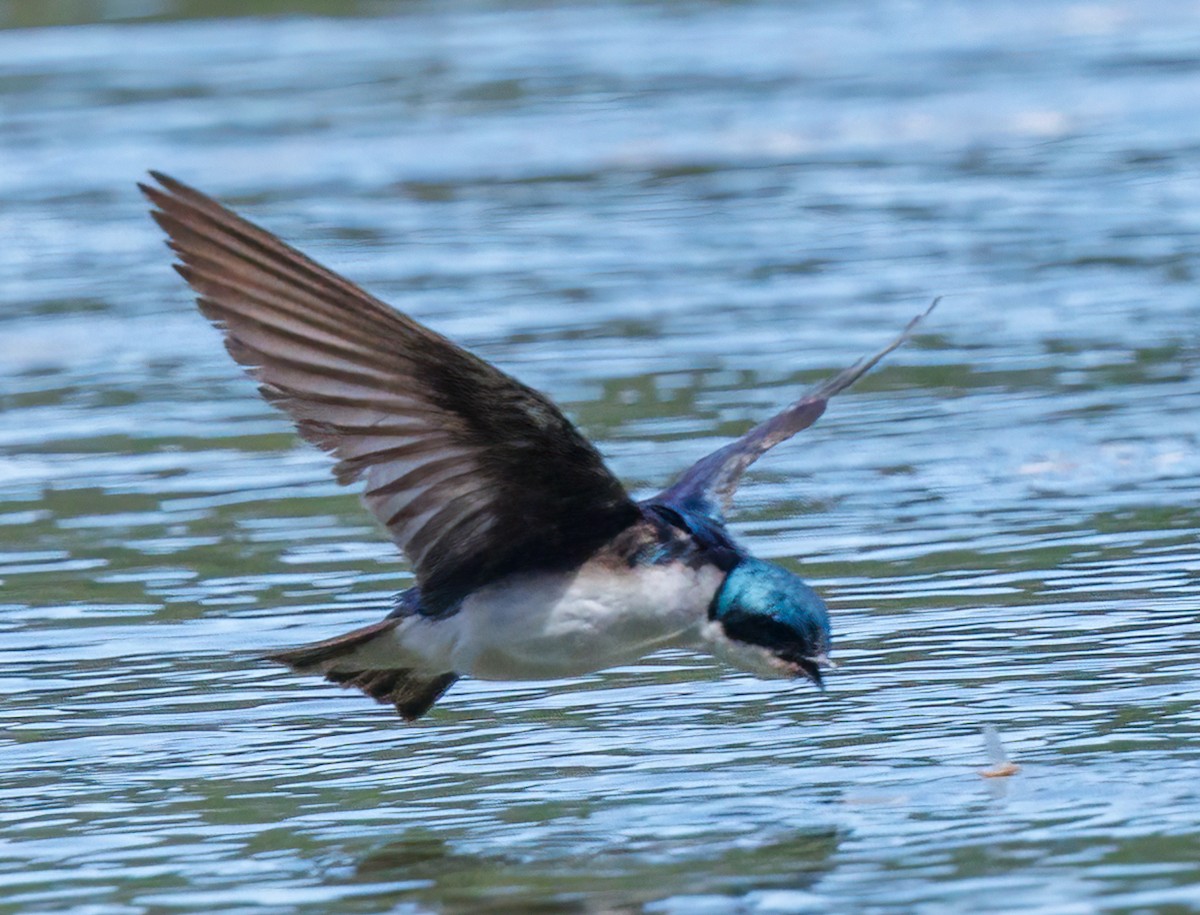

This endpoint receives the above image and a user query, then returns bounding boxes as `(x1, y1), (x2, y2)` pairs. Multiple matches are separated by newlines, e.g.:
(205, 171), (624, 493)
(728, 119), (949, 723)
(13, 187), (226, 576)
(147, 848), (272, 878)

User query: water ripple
(2, 1), (1199, 913)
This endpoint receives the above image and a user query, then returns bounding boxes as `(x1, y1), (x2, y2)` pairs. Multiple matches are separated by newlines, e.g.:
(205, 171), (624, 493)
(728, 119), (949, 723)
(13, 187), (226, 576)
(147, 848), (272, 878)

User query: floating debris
(979, 725), (1021, 778)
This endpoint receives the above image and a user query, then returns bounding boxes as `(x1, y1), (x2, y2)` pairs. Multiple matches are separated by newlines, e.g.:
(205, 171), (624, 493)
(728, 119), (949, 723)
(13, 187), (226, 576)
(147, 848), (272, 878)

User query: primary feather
(142, 172), (640, 614)
(653, 299), (937, 518)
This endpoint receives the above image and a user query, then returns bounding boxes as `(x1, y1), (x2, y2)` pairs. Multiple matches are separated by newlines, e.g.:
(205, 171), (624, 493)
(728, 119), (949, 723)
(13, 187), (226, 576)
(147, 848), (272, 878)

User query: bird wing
(142, 172), (640, 613)
(651, 302), (936, 519)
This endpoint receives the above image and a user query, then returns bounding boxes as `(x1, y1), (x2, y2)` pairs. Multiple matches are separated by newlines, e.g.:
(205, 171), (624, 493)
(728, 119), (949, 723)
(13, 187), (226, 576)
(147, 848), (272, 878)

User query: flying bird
(141, 172), (932, 721)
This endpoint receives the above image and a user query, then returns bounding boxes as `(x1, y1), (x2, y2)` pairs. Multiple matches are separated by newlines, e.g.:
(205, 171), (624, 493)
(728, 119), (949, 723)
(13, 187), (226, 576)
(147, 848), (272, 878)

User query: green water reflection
(2, 0), (1199, 912)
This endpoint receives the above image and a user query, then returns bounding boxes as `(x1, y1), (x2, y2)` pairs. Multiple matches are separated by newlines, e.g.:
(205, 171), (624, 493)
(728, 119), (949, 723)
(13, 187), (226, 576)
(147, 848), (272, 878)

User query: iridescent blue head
(704, 557), (834, 688)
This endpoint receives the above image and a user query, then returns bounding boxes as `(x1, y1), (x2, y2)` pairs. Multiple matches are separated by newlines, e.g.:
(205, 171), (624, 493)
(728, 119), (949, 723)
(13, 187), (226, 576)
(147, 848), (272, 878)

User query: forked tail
(265, 620), (458, 722)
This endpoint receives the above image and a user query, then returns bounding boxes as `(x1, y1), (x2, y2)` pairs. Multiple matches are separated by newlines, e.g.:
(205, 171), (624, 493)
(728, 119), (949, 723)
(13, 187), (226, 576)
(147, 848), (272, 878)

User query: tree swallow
(141, 172), (932, 721)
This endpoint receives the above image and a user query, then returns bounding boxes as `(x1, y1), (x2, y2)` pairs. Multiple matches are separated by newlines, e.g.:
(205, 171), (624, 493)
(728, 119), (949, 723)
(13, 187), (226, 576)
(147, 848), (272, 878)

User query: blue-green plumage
(710, 557), (832, 687)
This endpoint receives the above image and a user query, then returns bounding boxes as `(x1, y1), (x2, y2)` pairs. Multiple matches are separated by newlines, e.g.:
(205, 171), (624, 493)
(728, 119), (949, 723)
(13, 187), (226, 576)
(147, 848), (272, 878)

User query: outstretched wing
(142, 172), (640, 613)
(652, 302), (936, 518)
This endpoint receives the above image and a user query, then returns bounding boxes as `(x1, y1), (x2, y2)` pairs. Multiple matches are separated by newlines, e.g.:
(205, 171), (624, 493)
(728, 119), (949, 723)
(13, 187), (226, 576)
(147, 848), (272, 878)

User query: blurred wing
(142, 172), (640, 612)
(652, 302), (935, 518)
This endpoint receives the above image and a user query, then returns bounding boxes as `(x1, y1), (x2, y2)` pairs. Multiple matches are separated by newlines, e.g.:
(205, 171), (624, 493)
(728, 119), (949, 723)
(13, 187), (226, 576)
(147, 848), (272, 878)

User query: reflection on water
(353, 829), (840, 913)
(2, 0), (1199, 912)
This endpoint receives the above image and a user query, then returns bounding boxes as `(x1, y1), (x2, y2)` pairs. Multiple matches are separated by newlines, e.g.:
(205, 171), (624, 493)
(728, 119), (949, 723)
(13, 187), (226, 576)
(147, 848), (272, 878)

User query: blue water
(2, 2), (1199, 912)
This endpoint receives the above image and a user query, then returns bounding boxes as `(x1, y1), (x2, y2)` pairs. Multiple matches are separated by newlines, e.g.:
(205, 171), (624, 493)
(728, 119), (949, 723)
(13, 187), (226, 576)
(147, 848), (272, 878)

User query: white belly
(392, 559), (725, 680)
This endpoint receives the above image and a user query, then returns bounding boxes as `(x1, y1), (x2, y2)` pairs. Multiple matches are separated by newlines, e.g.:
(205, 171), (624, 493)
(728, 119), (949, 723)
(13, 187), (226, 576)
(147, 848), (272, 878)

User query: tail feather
(265, 619), (458, 721)
(325, 668), (459, 721)
(264, 618), (398, 672)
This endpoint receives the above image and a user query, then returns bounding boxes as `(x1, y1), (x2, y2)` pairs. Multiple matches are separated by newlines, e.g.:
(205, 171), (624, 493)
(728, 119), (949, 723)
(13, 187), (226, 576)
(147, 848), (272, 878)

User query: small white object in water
(979, 724), (1021, 778)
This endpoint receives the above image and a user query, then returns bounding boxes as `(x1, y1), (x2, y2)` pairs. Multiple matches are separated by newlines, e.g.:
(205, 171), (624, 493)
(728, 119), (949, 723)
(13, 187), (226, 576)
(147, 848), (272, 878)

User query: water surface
(2, 2), (1199, 912)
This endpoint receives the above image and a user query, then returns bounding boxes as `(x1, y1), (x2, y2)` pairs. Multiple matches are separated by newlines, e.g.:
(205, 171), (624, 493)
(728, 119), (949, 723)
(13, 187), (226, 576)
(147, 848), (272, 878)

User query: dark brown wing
(652, 301), (936, 517)
(142, 172), (640, 612)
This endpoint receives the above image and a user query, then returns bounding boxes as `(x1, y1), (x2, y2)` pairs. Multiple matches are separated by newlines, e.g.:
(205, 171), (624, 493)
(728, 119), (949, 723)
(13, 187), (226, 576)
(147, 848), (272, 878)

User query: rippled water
(2, 1), (1199, 912)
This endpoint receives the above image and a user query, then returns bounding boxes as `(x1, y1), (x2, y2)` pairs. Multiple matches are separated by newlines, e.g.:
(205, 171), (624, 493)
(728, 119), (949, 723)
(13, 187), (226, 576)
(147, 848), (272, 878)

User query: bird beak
(794, 653), (836, 690)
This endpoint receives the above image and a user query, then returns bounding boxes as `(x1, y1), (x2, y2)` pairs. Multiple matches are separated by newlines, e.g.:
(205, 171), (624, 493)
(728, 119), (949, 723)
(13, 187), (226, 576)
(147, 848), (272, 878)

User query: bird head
(704, 558), (834, 688)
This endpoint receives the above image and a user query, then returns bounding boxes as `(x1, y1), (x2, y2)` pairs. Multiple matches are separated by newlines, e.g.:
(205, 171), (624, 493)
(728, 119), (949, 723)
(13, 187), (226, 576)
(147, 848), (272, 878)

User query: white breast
(393, 559), (726, 680)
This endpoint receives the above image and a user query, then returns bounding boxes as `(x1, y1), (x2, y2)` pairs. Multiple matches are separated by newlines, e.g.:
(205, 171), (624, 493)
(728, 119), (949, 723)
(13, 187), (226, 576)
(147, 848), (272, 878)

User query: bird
(140, 171), (933, 722)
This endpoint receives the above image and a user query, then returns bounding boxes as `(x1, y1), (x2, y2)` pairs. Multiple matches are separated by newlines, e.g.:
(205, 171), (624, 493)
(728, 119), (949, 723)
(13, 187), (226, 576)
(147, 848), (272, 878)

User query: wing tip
(139, 170), (179, 205)
(140, 170), (227, 227)
(145, 169), (187, 196)
(809, 296), (940, 400)
(906, 294), (940, 335)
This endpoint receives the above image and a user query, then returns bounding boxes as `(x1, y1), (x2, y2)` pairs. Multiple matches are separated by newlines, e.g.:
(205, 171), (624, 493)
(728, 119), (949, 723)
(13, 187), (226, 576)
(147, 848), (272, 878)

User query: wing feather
(652, 301), (936, 517)
(143, 172), (640, 612)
